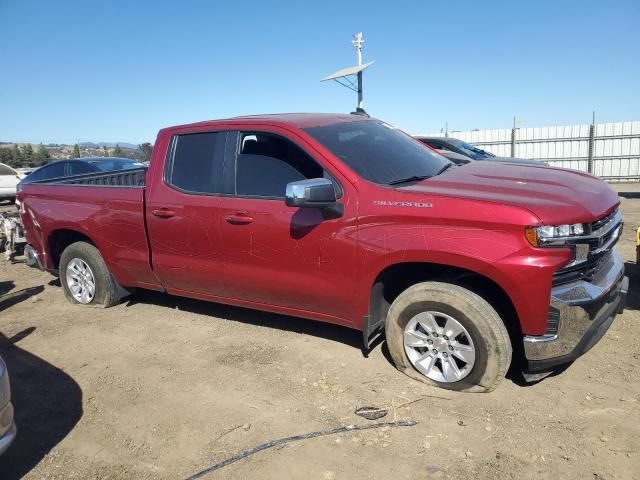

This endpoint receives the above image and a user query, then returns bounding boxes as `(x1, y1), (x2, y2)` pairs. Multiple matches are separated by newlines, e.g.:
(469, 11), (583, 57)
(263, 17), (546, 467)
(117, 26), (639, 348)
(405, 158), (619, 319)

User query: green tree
(113, 144), (122, 156)
(33, 143), (51, 166)
(72, 144), (81, 158)
(11, 144), (22, 167)
(21, 144), (34, 165)
(0, 147), (12, 166)
(102, 145), (109, 157)
(138, 143), (153, 162)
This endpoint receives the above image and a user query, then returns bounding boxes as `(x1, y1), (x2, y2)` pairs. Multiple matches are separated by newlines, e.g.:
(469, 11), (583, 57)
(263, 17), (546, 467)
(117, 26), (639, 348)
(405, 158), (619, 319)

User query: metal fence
(418, 121), (640, 181)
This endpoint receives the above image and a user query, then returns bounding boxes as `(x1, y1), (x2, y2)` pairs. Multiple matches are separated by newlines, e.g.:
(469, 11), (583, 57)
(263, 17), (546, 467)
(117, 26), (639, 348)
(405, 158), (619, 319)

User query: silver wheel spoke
(415, 352), (437, 374)
(442, 356), (461, 381)
(443, 317), (464, 340)
(416, 312), (440, 335)
(404, 329), (429, 347)
(403, 310), (475, 383)
(66, 258), (96, 304)
(452, 347), (474, 364)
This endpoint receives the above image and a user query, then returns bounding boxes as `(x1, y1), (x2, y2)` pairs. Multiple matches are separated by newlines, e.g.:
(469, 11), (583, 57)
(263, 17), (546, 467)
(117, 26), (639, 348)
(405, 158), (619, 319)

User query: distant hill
(1, 141), (142, 149)
(79, 142), (139, 149)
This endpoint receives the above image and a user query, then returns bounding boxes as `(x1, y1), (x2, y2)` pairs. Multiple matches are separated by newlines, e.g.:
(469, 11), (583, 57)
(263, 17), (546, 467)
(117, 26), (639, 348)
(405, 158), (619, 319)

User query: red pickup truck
(18, 113), (628, 392)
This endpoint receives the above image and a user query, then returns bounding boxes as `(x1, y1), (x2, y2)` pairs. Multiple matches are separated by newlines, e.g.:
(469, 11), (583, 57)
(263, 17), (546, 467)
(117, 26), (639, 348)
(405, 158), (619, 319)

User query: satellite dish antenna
(321, 32), (374, 115)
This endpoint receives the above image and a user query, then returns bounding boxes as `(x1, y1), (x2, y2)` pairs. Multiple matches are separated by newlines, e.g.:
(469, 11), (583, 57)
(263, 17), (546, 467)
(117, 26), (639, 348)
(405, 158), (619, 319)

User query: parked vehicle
(19, 157), (144, 187)
(83, 157), (146, 172)
(0, 355), (16, 456)
(0, 163), (22, 203)
(415, 136), (543, 165)
(18, 113), (627, 392)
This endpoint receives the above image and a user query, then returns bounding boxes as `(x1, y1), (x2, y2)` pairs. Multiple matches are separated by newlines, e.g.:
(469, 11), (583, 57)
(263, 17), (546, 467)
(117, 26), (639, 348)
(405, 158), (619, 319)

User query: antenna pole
(353, 32), (364, 110)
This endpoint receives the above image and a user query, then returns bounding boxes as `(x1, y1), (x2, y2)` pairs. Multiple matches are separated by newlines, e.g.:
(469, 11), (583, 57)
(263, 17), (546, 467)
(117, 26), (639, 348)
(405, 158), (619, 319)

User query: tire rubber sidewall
(59, 241), (118, 308)
(385, 282), (512, 393)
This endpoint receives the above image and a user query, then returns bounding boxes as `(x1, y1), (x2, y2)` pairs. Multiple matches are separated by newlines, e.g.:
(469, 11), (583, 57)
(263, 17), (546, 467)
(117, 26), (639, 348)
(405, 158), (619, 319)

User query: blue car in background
(19, 157), (145, 185)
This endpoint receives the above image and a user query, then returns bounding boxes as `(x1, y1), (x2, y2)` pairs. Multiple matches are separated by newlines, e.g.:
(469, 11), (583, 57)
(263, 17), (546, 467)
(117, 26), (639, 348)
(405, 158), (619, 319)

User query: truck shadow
(0, 281), (15, 297)
(128, 290), (365, 351)
(0, 285), (45, 311)
(0, 329), (83, 480)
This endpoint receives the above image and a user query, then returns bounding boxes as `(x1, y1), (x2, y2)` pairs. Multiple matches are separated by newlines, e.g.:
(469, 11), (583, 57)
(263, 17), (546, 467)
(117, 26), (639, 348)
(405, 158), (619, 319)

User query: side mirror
(285, 178), (337, 208)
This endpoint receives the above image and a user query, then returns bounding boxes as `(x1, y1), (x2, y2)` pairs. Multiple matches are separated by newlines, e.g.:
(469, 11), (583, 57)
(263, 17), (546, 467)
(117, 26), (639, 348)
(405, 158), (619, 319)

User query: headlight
(525, 223), (586, 247)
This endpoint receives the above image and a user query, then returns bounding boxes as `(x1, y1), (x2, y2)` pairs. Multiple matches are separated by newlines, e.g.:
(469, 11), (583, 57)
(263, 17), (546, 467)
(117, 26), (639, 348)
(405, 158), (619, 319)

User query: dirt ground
(0, 184), (639, 480)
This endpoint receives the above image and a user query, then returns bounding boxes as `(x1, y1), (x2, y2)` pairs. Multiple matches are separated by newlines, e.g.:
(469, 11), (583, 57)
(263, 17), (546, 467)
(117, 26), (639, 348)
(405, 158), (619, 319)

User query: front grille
(590, 209), (617, 232)
(553, 209), (621, 286)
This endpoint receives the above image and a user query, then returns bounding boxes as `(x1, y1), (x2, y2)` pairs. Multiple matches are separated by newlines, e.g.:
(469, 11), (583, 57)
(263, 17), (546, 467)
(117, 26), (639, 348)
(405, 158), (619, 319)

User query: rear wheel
(385, 281), (512, 393)
(59, 242), (120, 307)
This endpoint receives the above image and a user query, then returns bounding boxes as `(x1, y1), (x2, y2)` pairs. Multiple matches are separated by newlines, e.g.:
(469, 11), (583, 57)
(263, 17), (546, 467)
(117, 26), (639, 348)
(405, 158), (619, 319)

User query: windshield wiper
(388, 174), (431, 185)
(434, 163), (455, 176)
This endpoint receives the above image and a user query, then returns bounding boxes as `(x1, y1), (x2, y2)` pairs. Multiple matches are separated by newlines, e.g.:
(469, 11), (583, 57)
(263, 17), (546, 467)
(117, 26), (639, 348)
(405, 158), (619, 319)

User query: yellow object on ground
(637, 226), (640, 263)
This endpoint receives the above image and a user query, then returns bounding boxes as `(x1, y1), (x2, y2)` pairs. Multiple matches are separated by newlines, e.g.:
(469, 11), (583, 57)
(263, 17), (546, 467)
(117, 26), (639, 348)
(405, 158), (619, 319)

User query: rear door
(217, 127), (358, 324)
(145, 130), (229, 296)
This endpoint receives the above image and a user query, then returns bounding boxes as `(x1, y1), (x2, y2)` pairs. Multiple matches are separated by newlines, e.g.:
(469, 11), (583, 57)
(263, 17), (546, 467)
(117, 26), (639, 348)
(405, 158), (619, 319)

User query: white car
(0, 163), (22, 202)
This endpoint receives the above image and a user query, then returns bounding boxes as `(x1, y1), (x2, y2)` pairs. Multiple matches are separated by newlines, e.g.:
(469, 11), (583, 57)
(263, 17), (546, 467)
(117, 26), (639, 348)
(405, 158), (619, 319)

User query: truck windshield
(304, 120), (451, 185)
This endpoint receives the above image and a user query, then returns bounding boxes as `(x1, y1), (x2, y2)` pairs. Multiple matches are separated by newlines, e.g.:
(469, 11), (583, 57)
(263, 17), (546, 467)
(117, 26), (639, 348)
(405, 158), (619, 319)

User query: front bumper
(524, 250), (628, 373)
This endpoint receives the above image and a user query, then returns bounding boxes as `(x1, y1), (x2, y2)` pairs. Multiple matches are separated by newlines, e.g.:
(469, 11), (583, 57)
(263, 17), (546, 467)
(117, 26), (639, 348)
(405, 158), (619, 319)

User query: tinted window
(236, 133), (323, 198)
(69, 162), (98, 175)
(169, 132), (225, 194)
(449, 139), (495, 160)
(89, 160), (144, 171)
(304, 120), (449, 185)
(27, 162), (66, 182)
(425, 141), (450, 151)
(0, 164), (16, 176)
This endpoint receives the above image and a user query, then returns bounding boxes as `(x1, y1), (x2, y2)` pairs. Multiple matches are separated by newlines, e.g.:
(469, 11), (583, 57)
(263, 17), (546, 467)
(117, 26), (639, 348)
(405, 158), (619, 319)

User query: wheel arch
(363, 260), (524, 363)
(47, 228), (97, 271)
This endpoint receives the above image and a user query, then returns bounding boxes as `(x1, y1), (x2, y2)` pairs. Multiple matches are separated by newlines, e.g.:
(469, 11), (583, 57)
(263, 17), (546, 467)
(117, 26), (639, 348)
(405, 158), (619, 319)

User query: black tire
(59, 241), (120, 308)
(385, 281), (512, 393)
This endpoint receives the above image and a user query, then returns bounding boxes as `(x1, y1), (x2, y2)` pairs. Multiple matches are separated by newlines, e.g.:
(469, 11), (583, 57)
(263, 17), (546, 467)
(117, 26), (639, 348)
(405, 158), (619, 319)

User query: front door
(218, 129), (358, 324)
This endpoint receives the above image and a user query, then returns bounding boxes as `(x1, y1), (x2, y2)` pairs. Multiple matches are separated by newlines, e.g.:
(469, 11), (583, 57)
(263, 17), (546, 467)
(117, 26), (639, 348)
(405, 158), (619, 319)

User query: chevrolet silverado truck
(17, 114), (628, 393)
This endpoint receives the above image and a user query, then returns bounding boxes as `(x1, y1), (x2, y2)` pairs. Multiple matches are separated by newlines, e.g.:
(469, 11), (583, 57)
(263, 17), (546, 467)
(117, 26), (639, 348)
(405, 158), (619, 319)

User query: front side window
(304, 120), (450, 185)
(168, 132), (225, 194)
(235, 132), (324, 198)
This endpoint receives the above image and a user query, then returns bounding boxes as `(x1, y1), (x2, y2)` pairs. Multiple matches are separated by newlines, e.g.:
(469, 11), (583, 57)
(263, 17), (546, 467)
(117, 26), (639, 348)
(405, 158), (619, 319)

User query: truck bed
(33, 167), (146, 187)
(19, 167), (160, 290)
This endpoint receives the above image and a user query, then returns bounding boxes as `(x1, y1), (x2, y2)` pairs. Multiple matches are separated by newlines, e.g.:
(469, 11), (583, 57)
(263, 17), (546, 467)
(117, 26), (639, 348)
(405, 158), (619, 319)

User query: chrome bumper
(524, 250), (628, 371)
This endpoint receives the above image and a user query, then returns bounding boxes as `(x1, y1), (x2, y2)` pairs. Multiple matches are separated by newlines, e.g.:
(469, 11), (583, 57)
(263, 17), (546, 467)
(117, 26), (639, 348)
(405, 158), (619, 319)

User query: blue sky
(1, 0), (638, 145)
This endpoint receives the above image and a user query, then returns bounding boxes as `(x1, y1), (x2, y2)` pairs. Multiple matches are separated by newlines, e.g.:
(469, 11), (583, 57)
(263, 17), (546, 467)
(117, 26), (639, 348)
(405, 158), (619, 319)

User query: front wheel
(59, 241), (120, 307)
(385, 281), (512, 393)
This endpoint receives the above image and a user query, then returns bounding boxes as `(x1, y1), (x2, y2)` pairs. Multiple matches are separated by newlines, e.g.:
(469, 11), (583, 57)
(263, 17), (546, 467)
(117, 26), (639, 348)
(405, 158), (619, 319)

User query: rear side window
(168, 132), (225, 194)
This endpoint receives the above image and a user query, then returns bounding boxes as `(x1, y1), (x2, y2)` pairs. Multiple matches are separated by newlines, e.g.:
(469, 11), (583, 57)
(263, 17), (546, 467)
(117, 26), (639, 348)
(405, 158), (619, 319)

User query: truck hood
(400, 162), (619, 225)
